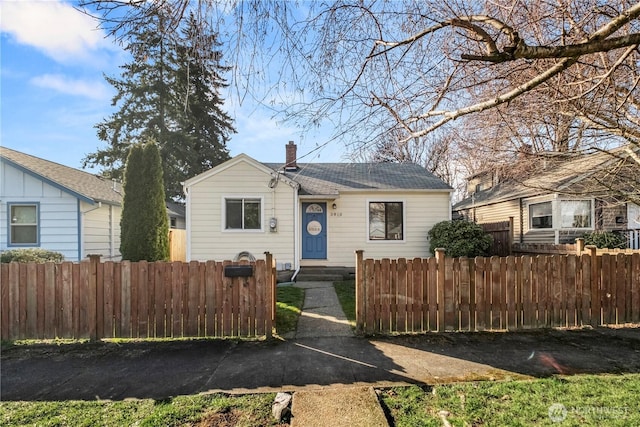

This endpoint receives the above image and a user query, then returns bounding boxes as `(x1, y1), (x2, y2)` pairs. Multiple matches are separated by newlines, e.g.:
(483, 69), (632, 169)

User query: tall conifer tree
(120, 141), (169, 261)
(85, 7), (233, 200)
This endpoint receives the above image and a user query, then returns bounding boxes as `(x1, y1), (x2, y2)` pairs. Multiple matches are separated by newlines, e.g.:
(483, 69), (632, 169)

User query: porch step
(295, 267), (354, 283)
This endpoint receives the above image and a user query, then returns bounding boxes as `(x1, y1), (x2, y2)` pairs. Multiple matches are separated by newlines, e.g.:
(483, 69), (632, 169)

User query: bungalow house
(183, 142), (453, 270)
(453, 147), (640, 246)
(0, 147), (122, 261)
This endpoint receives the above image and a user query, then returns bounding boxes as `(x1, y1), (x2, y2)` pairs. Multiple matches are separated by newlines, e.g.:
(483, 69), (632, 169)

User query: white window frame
(529, 201), (553, 230)
(366, 199), (406, 243)
(221, 196), (264, 232)
(8, 202), (40, 246)
(527, 197), (595, 231)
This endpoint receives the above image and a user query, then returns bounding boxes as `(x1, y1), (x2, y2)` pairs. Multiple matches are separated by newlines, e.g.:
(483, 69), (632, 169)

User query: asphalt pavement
(2, 281), (640, 402)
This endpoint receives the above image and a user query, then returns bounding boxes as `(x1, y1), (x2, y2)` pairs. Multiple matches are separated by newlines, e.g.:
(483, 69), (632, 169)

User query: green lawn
(4, 374), (637, 426)
(333, 280), (356, 326)
(0, 393), (283, 427)
(275, 285), (305, 334)
(380, 373), (640, 426)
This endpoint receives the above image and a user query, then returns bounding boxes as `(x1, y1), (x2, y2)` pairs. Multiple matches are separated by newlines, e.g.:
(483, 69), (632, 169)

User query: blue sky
(1, 0), (344, 173)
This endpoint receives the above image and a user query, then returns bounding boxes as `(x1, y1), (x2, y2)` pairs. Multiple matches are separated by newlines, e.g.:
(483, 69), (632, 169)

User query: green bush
(427, 220), (492, 258)
(0, 248), (64, 263)
(582, 231), (627, 249)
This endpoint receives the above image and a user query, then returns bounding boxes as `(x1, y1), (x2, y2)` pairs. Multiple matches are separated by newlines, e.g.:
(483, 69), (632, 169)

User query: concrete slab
(291, 386), (388, 427)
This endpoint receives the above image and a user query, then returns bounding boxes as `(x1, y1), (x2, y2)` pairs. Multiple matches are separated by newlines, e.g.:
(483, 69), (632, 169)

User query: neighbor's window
(10, 204), (39, 245)
(369, 202), (403, 240)
(225, 198), (261, 230)
(530, 202), (552, 229)
(560, 200), (592, 228)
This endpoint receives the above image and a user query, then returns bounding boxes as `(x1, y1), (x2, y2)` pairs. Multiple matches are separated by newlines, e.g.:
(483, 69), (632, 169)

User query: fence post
(585, 245), (599, 326)
(88, 254), (101, 341)
(265, 252), (274, 338)
(355, 250), (365, 334)
(576, 238), (585, 255)
(435, 248), (446, 332)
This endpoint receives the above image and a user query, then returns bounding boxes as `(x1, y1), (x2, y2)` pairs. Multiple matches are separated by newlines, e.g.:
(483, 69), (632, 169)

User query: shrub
(427, 220), (492, 258)
(0, 248), (64, 263)
(582, 231), (627, 249)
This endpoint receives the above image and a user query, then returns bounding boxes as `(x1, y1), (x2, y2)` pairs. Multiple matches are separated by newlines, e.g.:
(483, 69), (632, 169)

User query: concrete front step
(295, 274), (345, 282)
(296, 267), (354, 282)
(291, 386), (389, 427)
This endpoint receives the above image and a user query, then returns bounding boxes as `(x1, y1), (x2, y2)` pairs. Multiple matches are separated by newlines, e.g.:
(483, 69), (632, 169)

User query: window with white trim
(560, 200), (592, 228)
(225, 198), (261, 230)
(9, 204), (39, 245)
(529, 199), (594, 230)
(369, 201), (403, 240)
(530, 202), (553, 229)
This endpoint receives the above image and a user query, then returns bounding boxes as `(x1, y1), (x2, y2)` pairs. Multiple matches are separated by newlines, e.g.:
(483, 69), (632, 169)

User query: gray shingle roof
(453, 146), (638, 210)
(263, 162), (452, 195)
(0, 147), (122, 205)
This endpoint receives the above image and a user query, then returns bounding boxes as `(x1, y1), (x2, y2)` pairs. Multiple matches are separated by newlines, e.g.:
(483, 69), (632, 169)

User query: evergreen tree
(119, 143), (146, 260)
(85, 8), (234, 200)
(120, 141), (169, 261)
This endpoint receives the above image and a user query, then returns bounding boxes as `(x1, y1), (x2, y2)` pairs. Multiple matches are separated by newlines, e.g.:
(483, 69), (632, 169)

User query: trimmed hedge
(428, 220), (492, 258)
(582, 231), (627, 249)
(0, 248), (64, 263)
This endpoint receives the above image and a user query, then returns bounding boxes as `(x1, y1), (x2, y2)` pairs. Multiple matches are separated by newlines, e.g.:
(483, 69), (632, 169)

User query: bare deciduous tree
(80, 1), (640, 199)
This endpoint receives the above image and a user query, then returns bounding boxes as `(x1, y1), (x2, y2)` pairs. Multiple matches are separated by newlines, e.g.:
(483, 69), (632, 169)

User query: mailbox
(224, 265), (254, 277)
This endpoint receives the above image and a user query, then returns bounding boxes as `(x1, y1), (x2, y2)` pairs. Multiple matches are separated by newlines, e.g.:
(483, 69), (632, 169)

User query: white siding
(82, 202), (122, 260)
(188, 159), (296, 264)
(1, 161), (80, 260)
(317, 191), (451, 267)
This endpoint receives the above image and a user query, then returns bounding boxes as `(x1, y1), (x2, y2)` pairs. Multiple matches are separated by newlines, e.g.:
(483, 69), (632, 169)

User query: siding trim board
(1, 157), (96, 205)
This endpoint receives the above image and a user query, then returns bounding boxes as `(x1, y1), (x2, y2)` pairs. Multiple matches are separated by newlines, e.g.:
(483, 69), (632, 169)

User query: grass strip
(0, 393), (284, 427)
(380, 373), (640, 426)
(275, 285), (304, 334)
(334, 280), (356, 326)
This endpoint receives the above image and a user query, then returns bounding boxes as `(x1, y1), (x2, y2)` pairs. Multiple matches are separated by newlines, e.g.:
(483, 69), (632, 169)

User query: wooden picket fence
(1, 254), (276, 341)
(355, 249), (640, 334)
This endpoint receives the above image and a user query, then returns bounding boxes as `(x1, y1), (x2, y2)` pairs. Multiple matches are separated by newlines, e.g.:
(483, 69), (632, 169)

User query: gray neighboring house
(1, 147), (122, 261)
(453, 147), (640, 246)
(183, 142), (453, 269)
(166, 201), (186, 229)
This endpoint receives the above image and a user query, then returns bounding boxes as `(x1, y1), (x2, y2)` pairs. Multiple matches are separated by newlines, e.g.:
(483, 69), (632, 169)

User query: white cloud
(0, 0), (111, 63)
(30, 74), (111, 100)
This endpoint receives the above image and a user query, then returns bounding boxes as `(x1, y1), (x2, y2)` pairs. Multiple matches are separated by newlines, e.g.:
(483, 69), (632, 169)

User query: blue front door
(302, 202), (327, 259)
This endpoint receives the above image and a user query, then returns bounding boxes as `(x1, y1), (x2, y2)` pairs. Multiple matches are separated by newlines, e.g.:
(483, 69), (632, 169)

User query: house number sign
(307, 220), (322, 236)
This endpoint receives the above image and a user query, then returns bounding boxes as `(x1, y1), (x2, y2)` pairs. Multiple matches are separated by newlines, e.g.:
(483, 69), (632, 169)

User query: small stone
(272, 392), (292, 421)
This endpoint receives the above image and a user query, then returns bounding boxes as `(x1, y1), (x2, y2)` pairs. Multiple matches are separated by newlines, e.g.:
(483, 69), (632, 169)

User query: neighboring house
(453, 147), (640, 245)
(1, 147), (122, 261)
(166, 201), (186, 229)
(183, 142), (453, 269)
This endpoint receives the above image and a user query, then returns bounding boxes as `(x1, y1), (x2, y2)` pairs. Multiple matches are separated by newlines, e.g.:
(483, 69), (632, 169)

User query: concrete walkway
(2, 281), (640, 405)
(291, 281), (353, 339)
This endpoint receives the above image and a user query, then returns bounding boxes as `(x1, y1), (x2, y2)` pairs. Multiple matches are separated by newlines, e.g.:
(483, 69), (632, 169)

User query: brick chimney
(285, 141), (298, 171)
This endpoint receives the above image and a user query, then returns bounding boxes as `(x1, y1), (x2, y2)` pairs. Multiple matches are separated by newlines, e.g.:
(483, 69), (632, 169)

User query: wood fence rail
(1, 254), (276, 341)
(355, 248), (640, 335)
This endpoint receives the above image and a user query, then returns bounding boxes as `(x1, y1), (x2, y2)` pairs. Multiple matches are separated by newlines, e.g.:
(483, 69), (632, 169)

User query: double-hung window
(225, 198), (261, 230)
(530, 202), (553, 229)
(9, 203), (39, 245)
(368, 201), (403, 240)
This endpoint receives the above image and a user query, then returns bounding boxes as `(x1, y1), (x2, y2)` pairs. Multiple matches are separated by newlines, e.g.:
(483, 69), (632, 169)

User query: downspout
(519, 197), (524, 243)
(80, 201), (102, 260)
(183, 184), (191, 261)
(291, 184), (301, 281)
